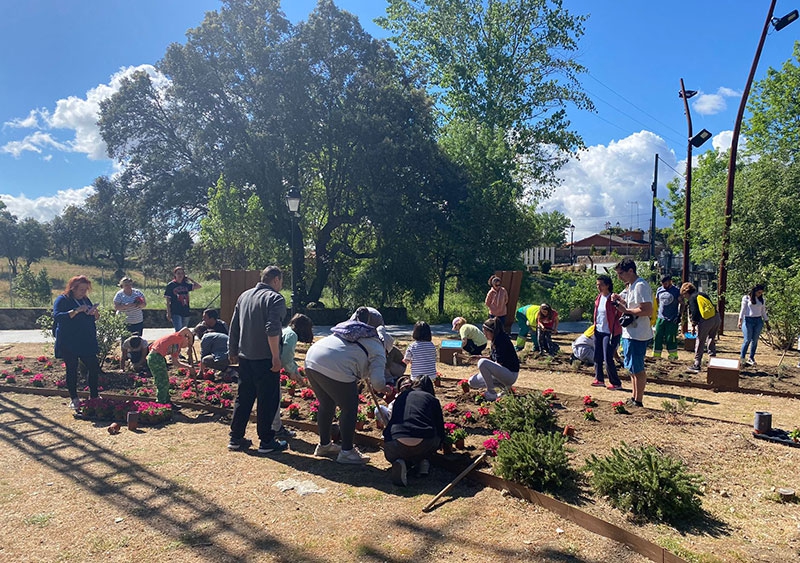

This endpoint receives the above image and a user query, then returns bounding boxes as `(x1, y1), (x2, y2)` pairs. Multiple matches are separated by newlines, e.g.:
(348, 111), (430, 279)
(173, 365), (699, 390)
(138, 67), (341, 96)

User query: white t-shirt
(595, 294), (610, 334)
(621, 277), (653, 341)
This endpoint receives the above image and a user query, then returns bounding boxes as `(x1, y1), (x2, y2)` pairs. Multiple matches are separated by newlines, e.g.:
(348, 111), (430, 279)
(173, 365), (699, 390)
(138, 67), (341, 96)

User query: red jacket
(593, 294), (622, 337)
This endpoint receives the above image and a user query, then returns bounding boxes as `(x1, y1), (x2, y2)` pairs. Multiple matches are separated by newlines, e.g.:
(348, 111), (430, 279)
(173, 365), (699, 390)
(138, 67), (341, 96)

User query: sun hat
(118, 277), (133, 287)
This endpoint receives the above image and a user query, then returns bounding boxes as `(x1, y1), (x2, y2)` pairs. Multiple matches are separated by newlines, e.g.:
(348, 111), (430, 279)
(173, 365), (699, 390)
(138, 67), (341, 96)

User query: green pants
(146, 351), (171, 404)
(653, 318), (678, 354)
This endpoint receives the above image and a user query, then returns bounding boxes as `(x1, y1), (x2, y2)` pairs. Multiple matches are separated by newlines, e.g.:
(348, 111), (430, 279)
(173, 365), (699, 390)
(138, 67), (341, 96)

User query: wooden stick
(422, 452), (488, 513)
(365, 381), (389, 428)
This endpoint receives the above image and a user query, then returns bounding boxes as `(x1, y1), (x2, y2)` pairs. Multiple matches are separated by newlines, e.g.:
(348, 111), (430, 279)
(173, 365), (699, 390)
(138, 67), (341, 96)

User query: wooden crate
(706, 357), (739, 390)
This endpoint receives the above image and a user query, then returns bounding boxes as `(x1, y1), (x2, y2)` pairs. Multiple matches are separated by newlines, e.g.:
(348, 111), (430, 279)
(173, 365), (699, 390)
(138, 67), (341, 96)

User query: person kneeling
(382, 376), (446, 487)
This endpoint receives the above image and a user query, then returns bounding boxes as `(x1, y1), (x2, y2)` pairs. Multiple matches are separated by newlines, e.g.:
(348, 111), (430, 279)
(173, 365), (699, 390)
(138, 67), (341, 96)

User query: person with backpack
(680, 282), (720, 374)
(653, 275), (681, 360)
(304, 307), (389, 465)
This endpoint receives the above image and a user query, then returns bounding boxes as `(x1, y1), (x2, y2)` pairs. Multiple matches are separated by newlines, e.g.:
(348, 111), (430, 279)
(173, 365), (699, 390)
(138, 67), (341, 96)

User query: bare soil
(1, 333), (799, 563)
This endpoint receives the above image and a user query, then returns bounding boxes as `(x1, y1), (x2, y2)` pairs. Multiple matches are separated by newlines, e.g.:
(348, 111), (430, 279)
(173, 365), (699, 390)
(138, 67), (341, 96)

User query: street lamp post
(285, 187), (301, 315)
(605, 221), (612, 255)
(678, 80), (712, 287)
(717, 2), (797, 335)
(569, 224), (575, 264)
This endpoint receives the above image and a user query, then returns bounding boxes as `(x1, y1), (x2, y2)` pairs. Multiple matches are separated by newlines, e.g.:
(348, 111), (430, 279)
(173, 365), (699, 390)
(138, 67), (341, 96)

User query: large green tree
(743, 41), (800, 162)
(0, 201), (21, 276)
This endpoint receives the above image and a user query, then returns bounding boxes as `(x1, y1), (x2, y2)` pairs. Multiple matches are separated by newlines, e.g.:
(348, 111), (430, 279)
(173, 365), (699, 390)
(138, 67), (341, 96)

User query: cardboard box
(706, 357), (739, 390)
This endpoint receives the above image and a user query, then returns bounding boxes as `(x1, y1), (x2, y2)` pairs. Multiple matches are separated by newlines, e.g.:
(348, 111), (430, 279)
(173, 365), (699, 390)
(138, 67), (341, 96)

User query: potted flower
(459, 379), (471, 393)
(309, 399), (319, 422)
(287, 403), (301, 420)
(355, 409), (368, 430)
(2, 357), (11, 364)
(563, 425), (576, 437)
(29, 373), (45, 388)
(582, 395), (597, 407)
(789, 428), (800, 443)
(583, 408), (597, 421)
(280, 374), (289, 386)
(300, 387), (315, 400)
(451, 428), (468, 449)
(542, 388), (557, 402)
(482, 430), (510, 455)
(44, 361), (53, 370)
(462, 410), (474, 424)
(37, 355), (48, 363)
(433, 372), (442, 388)
(6, 374), (17, 384)
(612, 400), (628, 415)
(286, 379), (298, 396)
(477, 406), (490, 417)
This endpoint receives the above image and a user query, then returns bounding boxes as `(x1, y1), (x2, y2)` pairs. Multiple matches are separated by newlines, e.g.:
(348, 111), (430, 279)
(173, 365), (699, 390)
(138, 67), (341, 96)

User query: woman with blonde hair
(680, 282), (720, 374)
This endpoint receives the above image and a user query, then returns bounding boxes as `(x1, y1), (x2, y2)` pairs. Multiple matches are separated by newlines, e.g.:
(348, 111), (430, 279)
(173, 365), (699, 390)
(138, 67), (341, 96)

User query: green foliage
(488, 392), (556, 435)
(584, 442), (704, 523)
(757, 263), (800, 349)
(14, 265), (52, 306)
(494, 429), (571, 493)
(95, 307), (130, 365)
(744, 42), (800, 161)
(549, 272), (598, 320)
(36, 313), (54, 344)
(661, 396), (696, 416)
(539, 259), (552, 274)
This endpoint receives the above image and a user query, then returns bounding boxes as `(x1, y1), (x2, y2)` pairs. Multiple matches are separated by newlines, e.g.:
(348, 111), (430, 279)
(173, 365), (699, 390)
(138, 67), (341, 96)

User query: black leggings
(62, 349), (100, 399)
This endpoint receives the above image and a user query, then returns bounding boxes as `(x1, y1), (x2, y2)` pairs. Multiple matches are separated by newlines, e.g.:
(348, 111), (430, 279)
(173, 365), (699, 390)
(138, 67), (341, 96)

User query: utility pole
(650, 154), (658, 261)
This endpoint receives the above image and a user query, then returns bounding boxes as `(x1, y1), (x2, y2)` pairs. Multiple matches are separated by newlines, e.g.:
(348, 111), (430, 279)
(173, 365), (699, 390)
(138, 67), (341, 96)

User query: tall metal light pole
(605, 221), (612, 255)
(717, 3), (797, 335)
(285, 187), (301, 315)
(650, 154), (658, 261)
(569, 224), (575, 264)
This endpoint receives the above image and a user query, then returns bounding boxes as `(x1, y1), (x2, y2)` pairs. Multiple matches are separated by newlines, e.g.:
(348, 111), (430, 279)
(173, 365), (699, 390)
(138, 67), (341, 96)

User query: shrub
(96, 307), (130, 365)
(540, 260), (552, 274)
(14, 265), (52, 306)
(583, 442), (703, 523)
(494, 430), (571, 493)
(488, 392), (556, 434)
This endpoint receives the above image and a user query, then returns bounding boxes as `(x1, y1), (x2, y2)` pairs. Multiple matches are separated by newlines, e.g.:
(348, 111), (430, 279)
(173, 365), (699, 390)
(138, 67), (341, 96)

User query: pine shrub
(494, 429), (571, 493)
(584, 442), (704, 523)
(488, 392), (555, 434)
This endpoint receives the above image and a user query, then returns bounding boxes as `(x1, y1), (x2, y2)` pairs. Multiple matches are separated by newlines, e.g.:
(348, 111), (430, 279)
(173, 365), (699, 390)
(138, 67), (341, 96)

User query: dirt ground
(1, 333), (799, 563)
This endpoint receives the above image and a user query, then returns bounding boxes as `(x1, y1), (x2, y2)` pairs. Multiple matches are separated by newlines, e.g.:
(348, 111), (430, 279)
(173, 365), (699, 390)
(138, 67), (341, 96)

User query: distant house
(570, 230), (650, 254)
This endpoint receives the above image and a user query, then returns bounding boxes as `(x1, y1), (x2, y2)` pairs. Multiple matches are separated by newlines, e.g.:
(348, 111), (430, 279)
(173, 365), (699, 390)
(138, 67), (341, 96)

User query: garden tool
(422, 452), (488, 513)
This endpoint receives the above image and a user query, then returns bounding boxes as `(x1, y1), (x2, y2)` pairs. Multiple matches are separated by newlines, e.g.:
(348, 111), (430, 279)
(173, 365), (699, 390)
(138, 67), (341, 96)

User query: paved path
(0, 321), (591, 344)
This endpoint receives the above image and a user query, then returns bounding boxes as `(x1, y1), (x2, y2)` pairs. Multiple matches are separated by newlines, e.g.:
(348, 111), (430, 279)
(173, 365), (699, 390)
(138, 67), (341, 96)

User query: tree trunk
(437, 256), (449, 316)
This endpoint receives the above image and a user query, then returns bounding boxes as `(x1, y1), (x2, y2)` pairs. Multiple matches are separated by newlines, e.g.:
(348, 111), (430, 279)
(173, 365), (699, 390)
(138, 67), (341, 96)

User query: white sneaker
(69, 398), (81, 410)
(745, 358), (756, 366)
(313, 442), (341, 457)
(391, 459), (407, 486)
(337, 447), (370, 465)
(417, 459), (430, 476)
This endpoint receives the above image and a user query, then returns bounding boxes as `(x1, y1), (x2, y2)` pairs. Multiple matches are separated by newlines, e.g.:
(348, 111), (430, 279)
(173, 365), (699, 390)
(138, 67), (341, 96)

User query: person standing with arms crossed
(612, 259), (653, 408)
(164, 266), (202, 331)
(227, 266), (288, 454)
(652, 275), (681, 360)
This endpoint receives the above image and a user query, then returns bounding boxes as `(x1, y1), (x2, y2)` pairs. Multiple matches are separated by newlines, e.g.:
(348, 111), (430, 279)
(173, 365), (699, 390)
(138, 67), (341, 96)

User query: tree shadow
(0, 394), (329, 563)
(641, 389), (719, 405)
(666, 509), (732, 538)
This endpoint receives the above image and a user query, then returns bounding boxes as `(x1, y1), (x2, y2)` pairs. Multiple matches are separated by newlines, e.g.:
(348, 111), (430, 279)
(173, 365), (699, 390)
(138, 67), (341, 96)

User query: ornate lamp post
(285, 187), (301, 314)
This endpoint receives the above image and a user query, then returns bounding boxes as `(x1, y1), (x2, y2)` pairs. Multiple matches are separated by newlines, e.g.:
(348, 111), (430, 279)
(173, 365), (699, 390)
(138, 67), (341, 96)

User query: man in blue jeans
(227, 266), (288, 454)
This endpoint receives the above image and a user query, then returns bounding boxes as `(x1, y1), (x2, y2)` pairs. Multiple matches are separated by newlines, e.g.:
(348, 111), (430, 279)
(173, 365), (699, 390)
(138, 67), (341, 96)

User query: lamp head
(679, 89), (698, 99)
(690, 129), (713, 148)
(773, 10), (798, 31)
(285, 187), (301, 214)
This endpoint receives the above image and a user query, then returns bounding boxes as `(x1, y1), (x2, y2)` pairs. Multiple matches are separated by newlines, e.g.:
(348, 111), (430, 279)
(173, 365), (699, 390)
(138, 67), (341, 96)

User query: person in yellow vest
(513, 304), (540, 352)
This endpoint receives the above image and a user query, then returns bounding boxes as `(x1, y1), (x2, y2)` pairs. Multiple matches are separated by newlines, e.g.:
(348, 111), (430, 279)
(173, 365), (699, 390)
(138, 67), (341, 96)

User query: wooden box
(439, 340), (462, 365)
(707, 357), (740, 390)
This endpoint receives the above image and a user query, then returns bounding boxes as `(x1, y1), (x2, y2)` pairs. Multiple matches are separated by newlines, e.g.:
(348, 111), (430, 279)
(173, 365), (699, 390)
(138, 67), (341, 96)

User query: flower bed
(78, 397), (173, 425)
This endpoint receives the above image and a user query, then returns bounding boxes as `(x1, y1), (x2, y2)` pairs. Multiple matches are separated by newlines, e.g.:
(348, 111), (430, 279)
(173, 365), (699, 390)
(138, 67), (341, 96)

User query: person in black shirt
(383, 376), (446, 486)
(467, 318), (519, 401)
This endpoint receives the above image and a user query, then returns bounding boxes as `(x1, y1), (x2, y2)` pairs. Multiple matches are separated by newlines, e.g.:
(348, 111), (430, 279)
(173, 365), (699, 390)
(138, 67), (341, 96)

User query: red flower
(444, 422), (458, 434)
(280, 374), (289, 385)
(477, 406), (490, 417)
(287, 403), (300, 412)
(463, 410), (474, 422)
(300, 388), (315, 400)
(443, 402), (458, 413)
(37, 355), (48, 362)
(483, 437), (500, 455)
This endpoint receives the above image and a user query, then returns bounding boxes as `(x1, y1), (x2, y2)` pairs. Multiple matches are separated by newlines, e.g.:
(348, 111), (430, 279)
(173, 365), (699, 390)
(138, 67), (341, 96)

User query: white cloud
(0, 186), (95, 222)
(539, 131), (680, 240)
(3, 109), (45, 129)
(1, 64), (169, 161)
(1, 131), (69, 158)
(692, 87), (741, 116)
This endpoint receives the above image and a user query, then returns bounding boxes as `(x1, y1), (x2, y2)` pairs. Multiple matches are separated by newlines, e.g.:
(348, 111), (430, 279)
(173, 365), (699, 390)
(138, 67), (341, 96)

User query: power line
(586, 71), (687, 140)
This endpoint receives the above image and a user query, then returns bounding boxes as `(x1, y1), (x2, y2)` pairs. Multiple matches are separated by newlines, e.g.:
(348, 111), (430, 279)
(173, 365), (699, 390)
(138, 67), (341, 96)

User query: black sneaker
(275, 426), (297, 439)
(686, 365), (700, 374)
(228, 437), (253, 451)
(258, 439), (288, 454)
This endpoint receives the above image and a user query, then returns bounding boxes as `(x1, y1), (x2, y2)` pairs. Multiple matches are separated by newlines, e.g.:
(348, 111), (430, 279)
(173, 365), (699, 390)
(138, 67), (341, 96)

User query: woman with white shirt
(591, 275), (623, 389)
(738, 284), (770, 366)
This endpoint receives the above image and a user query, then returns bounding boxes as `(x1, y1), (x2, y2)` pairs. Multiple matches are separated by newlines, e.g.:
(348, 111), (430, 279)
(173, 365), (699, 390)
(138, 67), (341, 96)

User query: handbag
(620, 313), (636, 327)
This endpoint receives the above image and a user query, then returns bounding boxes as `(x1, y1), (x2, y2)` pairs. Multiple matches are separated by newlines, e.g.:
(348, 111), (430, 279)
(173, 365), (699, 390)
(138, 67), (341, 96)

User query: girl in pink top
(485, 275), (508, 325)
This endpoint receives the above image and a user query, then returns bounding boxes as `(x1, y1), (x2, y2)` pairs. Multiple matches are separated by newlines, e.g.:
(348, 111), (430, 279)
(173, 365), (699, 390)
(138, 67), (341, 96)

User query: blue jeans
(172, 315), (191, 331)
(593, 331), (621, 386)
(740, 316), (764, 360)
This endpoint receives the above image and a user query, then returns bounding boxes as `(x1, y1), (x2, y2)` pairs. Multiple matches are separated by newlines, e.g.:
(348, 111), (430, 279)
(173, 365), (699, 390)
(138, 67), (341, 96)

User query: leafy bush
(540, 260), (552, 274)
(755, 264), (800, 349)
(494, 430), (571, 493)
(488, 392), (556, 434)
(549, 272), (599, 320)
(14, 265), (52, 306)
(96, 308), (130, 365)
(583, 442), (704, 523)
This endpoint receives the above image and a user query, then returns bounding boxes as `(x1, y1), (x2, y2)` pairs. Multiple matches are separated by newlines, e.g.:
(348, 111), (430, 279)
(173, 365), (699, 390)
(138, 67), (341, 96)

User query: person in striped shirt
(404, 321), (437, 383)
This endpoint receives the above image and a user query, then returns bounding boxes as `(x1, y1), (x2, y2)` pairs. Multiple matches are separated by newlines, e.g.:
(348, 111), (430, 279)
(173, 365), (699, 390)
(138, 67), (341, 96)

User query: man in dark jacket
(680, 282), (720, 374)
(227, 266), (288, 454)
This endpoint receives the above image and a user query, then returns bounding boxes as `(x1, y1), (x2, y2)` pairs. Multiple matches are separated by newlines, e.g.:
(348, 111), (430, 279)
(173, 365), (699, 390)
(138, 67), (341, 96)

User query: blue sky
(1, 0), (798, 239)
